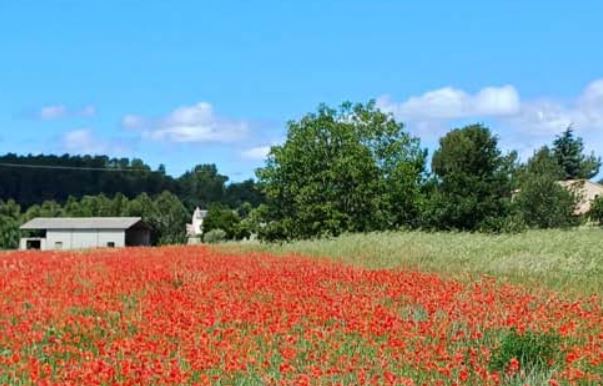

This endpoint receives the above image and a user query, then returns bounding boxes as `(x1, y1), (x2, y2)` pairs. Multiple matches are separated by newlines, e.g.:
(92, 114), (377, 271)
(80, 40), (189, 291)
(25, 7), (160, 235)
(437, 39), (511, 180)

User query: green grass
(218, 228), (603, 296)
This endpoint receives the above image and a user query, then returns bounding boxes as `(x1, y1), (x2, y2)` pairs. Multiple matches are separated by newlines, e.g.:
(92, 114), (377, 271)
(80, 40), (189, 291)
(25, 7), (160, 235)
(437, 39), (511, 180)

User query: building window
(107, 242), (115, 248)
(54, 241), (63, 250)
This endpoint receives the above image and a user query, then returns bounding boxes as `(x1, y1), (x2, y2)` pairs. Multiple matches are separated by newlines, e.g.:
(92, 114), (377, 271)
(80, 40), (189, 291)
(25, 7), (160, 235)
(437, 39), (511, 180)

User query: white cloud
(79, 105), (96, 117)
(38, 104), (96, 120)
(122, 114), (145, 129)
(62, 129), (105, 154)
(61, 129), (127, 155)
(376, 79), (603, 163)
(377, 85), (520, 120)
(39, 105), (67, 120)
(378, 79), (603, 141)
(242, 145), (271, 160)
(507, 79), (603, 136)
(128, 102), (249, 143)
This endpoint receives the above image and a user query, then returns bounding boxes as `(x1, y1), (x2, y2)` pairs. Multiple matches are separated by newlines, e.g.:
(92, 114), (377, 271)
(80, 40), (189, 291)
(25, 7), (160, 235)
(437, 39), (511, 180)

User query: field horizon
(220, 228), (603, 297)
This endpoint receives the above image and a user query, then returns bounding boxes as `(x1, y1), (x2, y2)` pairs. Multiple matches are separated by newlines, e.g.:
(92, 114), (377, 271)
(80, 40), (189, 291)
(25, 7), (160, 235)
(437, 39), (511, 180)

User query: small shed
(19, 217), (151, 251)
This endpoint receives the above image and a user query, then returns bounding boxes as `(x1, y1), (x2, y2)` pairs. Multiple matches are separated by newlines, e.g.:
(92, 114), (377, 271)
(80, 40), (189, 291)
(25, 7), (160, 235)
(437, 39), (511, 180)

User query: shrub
(203, 229), (227, 244)
(203, 205), (242, 240)
(0, 215), (20, 249)
(479, 213), (527, 234)
(489, 329), (562, 376)
(589, 196), (603, 225)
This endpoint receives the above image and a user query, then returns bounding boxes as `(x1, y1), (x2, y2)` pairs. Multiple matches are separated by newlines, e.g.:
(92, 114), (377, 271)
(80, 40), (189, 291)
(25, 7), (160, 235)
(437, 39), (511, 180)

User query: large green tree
(426, 124), (515, 231)
(552, 127), (601, 179)
(514, 147), (579, 228)
(256, 101), (426, 240)
(151, 191), (190, 245)
(178, 164), (229, 209)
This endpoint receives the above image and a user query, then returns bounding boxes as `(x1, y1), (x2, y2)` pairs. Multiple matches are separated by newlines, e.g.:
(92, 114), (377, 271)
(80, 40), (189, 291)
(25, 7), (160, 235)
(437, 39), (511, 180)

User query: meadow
(221, 228), (603, 297)
(0, 240), (601, 385)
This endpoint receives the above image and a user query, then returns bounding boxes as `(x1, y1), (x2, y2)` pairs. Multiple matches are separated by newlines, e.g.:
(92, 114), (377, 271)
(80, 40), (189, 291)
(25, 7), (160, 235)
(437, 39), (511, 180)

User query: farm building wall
(45, 229), (126, 250)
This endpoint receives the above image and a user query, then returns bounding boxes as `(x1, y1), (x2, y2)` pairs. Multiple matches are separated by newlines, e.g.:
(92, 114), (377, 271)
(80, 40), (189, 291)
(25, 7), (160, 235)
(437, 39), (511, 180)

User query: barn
(19, 217), (151, 251)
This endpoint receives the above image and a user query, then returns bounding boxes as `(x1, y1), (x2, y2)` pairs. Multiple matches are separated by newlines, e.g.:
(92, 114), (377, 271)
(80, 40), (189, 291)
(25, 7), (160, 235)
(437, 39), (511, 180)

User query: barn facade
(19, 217), (151, 251)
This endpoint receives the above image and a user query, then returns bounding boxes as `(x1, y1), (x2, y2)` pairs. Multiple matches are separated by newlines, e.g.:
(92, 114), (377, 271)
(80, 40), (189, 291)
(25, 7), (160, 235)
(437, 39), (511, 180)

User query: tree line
(253, 101), (602, 241)
(0, 154), (263, 209)
(1, 100), (602, 248)
(0, 157), (264, 249)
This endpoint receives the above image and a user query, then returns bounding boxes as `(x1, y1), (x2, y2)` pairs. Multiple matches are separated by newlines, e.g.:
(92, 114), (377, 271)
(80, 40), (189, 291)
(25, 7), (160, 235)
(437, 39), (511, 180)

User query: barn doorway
(125, 222), (152, 247)
(26, 239), (41, 250)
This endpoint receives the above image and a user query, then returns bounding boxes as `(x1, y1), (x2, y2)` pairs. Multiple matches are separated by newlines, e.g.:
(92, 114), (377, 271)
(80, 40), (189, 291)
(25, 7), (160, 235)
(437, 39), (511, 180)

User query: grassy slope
(219, 228), (603, 296)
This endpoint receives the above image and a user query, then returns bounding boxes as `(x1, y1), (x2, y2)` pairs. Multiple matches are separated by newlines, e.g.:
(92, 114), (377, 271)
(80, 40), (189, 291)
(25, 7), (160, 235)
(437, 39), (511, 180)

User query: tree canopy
(0, 154), (264, 211)
(256, 101), (426, 240)
(426, 124), (516, 231)
(552, 127), (601, 180)
(514, 147), (579, 228)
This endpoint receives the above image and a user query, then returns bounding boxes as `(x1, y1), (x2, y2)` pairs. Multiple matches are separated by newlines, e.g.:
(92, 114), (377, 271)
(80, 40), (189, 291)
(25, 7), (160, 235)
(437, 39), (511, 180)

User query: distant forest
(0, 153), (264, 209)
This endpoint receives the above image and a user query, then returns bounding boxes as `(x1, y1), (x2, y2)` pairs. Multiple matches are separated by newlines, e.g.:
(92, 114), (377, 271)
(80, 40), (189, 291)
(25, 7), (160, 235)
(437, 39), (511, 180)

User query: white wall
(45, 229), (125, 250)
(98, 230), (126, 248)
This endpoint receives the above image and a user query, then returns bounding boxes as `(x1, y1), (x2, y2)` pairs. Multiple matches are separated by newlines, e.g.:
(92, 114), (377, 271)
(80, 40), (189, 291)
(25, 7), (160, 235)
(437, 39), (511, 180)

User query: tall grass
(219, 228), (603, 296)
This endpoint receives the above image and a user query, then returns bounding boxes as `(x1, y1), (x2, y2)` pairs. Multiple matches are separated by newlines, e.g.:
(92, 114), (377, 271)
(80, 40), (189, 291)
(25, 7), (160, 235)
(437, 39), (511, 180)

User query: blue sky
(1, 1), (602, 180)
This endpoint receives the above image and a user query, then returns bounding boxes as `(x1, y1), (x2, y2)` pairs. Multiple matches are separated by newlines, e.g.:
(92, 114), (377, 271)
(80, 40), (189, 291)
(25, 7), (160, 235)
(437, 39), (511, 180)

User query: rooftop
(20, 217), (145, 230)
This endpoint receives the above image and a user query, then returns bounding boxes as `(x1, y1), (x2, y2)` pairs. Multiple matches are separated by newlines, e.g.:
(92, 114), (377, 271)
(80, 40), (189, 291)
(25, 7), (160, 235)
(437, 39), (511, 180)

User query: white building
(186, 207), (208, 242)
(19, 217), (151, 251)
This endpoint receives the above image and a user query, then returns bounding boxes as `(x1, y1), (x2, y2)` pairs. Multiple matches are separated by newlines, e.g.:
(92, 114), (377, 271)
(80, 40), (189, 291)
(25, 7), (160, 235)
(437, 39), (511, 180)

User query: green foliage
(256, 101), (426, 241)
(225, 180), (265, 209)
(178, 164), (229, 209)
(588, 196), (603, 225)
(0, 154), (265, 214)
(426, 124), (515, 231)
(203, 229), (227, 244)
(148, 191), (190, 245)
(203, 205), (248, 240)
(489, 329), (561, 375)
(514, 147), (580, 228)
(478, 213), (527, 234)
(552, 126), (601, 179)
(0, 215), (20, 249)
(0, 200), (21, 249)
(0, 154), (177, 208)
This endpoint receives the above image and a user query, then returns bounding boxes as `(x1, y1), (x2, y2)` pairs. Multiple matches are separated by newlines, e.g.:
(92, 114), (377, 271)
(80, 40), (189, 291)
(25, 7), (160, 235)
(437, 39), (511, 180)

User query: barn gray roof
(20, 217), (144, 230)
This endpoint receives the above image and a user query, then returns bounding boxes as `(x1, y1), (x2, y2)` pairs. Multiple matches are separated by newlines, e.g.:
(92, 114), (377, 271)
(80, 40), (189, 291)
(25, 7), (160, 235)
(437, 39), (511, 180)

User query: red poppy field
(0, 246), (601, 385)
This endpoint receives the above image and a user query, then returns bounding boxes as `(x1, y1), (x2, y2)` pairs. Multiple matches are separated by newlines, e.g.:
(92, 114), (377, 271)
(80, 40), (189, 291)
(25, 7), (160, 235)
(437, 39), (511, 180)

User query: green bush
(203, 229), (227, 244)
(203, 205), (242, 240)
(479, 213), (527, 234)
(0, 215), (20, 249)
(489, 329), (562, 375)
(589, 196), (603, 225)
